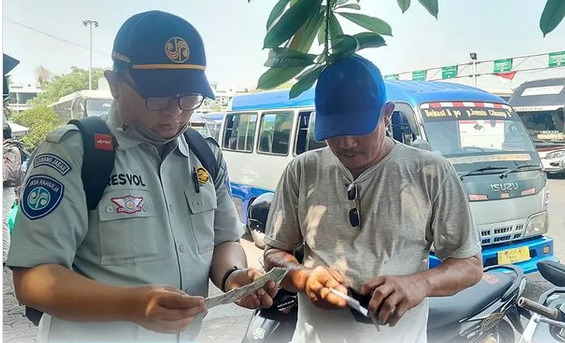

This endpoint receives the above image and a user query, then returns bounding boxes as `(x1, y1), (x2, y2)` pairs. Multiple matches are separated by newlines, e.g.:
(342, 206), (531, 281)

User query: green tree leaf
(397, 0), (411, 13)
(11, 105), (62, 150)
(540, 0), (565, 36)
(266, 0), (290, 30)
(353, 32), (387, 50)
(337, 12), (392, 36)
(264, 0), (323, 49)
(329, 12), (344, 38)
(290, 65), (325, 98)
(336, 3), (361, 10)
(318, 14), (327, 46)
(257, 66), (306, 89)
(264, 48), (317, 68)
(330, 35), (358, 61)
(418, 0), (438, 18)
(289, 6), (324, 52)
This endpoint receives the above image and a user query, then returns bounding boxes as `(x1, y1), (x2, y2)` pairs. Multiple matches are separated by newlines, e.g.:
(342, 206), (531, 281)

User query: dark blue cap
(314, 55), (386, 141)
(112, 11), (214, 99)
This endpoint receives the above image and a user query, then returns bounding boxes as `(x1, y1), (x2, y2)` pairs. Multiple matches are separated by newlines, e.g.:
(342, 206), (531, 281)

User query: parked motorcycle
(518, 260), (565, 343)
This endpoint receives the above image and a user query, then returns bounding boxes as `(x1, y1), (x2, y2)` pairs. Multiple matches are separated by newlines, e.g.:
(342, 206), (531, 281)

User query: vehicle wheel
(250, 228), (266, 249)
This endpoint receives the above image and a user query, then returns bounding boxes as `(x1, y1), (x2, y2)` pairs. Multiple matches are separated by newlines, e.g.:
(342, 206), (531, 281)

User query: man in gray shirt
(264, 55), (483, 343)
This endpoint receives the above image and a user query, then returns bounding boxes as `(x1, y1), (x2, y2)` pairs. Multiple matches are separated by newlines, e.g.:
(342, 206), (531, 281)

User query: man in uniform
(264, 55), (483, 343)
(7, 10), (276, 342)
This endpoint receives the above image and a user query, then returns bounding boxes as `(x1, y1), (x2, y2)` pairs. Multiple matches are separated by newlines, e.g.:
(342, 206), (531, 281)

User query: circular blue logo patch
(22, 175), (65, 220)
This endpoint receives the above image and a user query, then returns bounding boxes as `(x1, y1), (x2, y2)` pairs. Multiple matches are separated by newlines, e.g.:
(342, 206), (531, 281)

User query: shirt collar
(108, 103), (143, 150)
(107, 102), (189, 157)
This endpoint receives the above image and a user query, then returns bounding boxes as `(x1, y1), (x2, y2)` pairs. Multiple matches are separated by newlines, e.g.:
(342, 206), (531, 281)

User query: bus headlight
(546, 149), (565, 160)
(524, 212), (548, 237)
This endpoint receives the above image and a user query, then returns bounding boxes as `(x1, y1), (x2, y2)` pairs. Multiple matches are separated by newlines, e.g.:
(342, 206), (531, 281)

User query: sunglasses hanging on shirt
(347, 182), (361, 228)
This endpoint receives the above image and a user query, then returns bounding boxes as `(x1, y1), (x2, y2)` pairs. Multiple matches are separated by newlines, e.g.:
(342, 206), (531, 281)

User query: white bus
(50, 90), (113, 121)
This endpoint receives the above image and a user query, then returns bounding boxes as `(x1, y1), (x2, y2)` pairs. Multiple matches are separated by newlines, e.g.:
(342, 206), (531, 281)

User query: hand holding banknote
(206, 268), (288, 310)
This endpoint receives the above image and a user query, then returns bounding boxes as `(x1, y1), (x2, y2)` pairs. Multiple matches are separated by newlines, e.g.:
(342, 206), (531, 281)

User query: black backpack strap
(184, 128), (218, 182)
(68, 117), (116, 211)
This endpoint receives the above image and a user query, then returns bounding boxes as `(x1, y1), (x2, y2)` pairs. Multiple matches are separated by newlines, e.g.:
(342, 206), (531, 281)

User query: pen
(193, 167), (200, 193)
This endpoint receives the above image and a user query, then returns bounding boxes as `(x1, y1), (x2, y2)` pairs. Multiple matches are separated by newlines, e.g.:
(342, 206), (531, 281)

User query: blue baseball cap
(314, 55), (386, 141)
(112, 11), (215, 99)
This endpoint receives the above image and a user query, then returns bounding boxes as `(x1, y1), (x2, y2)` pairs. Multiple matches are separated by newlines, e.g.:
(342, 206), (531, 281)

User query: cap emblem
(165, 37), (190, 63)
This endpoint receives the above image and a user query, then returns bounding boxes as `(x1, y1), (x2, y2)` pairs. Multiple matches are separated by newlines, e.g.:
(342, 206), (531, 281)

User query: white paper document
(205, 267), (288, 309)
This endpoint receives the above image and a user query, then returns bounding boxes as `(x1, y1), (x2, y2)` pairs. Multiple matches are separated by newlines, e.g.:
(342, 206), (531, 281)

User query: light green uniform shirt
(265, 143), (481, 343)
(7, 107), (244, 342)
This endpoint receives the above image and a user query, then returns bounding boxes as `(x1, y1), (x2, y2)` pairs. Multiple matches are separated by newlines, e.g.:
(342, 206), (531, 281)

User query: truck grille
(479, 221), (526, 246)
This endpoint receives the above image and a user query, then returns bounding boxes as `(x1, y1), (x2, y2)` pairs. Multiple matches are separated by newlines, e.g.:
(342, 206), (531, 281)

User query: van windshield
(420, 103), (541, 173)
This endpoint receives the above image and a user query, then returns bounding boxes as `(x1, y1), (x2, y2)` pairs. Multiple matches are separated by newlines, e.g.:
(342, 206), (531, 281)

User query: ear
(105, 70), (120, 99)
(383, 102), (395, 127)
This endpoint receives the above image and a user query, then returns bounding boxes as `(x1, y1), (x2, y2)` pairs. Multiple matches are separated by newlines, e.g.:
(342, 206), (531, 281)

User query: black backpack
(25, 116), (218, 325)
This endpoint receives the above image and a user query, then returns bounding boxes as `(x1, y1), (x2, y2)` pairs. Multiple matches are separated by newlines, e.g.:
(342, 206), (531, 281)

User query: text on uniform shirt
(107, 173), (147, 187)
(33, 154), (72, 175)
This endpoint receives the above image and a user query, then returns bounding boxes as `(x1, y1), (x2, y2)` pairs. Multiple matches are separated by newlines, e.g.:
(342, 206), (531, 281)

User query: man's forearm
(13, 264), (142, 322)
(420, 254), (483, 297)
(264, 246), (308, 293)
(210, 241), (248, 289)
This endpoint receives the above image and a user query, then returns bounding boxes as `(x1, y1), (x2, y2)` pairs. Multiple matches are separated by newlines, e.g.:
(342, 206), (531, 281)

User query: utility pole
(82, 19), (99, 90)
(470, 52), (478, 87)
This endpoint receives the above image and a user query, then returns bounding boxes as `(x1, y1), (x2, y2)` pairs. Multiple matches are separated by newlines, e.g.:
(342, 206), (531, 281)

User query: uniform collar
(108, 103), (190, 158)
(108, 103), (143, 150)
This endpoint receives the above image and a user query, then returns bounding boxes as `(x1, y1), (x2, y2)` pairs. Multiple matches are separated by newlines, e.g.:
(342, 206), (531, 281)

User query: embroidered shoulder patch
(21, 175), (65, 220)
(33, 154), (72, 175)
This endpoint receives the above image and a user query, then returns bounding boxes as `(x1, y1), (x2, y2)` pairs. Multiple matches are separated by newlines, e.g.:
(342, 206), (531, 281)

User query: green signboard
(385, 74), (399, 81)
(549, 51), (565, 67)
(412, 70), (426, 81)
(442, 65), (458, 79)
(494, 58), (513, 73)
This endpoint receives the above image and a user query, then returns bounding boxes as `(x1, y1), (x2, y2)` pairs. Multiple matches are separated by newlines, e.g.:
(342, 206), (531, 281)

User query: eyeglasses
(347, 183), (361, 228)
(121, 76), (205, 111)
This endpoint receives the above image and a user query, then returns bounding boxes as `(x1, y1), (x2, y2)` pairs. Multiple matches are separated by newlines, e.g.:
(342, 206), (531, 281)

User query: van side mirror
(412, 139), (431, 151)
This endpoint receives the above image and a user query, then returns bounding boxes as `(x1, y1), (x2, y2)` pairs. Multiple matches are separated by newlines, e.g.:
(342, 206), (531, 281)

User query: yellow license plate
(497, 246), (530, 265)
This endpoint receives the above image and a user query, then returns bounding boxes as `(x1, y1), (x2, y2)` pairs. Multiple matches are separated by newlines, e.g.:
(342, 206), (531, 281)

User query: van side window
(296, 111), (326, 155)
(258, 112), (292, 155)
(223, 113), (257, 152)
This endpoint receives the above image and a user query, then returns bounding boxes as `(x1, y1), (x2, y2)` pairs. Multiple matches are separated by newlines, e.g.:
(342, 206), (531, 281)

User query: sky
(2, 0), (565, 92)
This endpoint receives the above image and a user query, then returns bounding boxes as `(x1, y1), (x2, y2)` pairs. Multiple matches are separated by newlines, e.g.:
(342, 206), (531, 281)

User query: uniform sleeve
(206, 139), (245, 245)
(430, 162), (482, 260)
(6, 126), (89, 269)
(264, 159), (302, 252)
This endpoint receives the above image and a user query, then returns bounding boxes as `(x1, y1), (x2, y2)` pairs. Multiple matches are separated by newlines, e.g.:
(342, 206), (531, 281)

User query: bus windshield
(86, 99), (113, 117)
(420, 103), (541, 173)
(516, 109), (565, 146)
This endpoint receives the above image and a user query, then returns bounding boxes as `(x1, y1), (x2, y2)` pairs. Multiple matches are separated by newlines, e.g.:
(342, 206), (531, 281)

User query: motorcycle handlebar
(518, 297), (561, 321)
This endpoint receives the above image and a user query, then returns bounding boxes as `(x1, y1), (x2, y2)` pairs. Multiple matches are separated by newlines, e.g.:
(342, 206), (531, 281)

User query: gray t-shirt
(265, 142), (481, 343)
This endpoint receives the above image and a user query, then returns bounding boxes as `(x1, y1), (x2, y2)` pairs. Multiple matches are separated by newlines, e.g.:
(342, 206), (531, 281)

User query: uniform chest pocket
(97, 189), (163, 265)
(186, 184), (217, 254)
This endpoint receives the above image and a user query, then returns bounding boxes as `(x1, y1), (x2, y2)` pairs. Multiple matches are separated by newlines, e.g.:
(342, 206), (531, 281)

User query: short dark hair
(3, 123), (12, 139)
